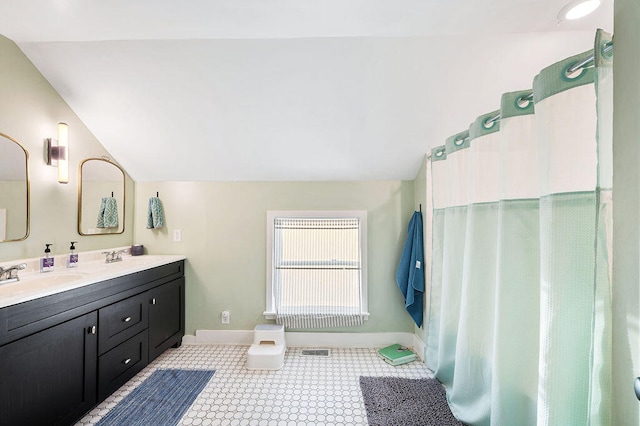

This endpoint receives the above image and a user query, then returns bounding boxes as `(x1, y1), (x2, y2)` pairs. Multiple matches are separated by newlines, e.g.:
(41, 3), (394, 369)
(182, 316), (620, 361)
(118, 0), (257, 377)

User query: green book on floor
(377, 344), (417, 366)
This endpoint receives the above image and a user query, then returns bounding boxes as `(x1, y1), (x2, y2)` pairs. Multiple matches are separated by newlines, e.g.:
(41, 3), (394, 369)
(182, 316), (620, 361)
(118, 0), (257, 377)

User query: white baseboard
(192, 329), (255, 345)
(186, 329), (422, 358)
(181, 334), (197, 345)
(412, 333), (426, 362)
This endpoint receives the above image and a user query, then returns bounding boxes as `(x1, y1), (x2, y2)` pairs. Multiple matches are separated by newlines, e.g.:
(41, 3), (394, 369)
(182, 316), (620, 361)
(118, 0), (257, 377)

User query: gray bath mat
(359, 376), (465, 426)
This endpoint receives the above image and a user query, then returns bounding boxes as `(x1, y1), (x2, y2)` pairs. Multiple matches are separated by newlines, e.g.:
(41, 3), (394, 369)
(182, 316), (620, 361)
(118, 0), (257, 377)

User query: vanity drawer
(98, 292), (148, 355)
(98, 329), (148, 402)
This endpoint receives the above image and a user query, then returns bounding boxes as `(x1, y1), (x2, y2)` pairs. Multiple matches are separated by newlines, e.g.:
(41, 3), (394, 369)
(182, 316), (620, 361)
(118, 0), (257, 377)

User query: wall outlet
(221, 310), (230, 324)
(173, 229), (182, 242)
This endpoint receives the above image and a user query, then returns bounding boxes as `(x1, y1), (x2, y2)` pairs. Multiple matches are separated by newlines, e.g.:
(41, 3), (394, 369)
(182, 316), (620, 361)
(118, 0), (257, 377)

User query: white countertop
(0, 252), (185, 309)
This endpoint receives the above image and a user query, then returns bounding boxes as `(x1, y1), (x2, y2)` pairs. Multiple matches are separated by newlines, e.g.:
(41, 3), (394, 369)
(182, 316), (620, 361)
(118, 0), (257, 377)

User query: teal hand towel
(97, 197), (119, 229)
(147, 197), (165, 229)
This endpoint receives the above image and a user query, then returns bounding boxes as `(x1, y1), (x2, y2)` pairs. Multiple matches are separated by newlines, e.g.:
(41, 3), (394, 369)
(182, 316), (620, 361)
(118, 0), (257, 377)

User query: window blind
(273, 217), (364, 328)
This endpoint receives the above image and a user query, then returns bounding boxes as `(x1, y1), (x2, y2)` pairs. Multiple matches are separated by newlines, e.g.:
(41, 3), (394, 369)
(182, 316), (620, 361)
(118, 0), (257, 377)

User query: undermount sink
(71, 256), (161, 275)
(121, 256), (159, 265)
(2, 273), (89, 296)
(16, 273), (88, 287)
(29, 273), (87, 284)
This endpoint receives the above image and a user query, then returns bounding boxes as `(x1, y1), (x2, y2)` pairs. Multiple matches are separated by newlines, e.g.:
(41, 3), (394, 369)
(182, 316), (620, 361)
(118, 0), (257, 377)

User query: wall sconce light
(46, 122), (69, 184)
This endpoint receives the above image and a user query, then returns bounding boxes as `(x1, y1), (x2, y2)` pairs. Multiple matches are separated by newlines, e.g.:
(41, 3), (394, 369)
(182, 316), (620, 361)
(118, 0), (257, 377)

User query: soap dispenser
(67, 241), (79, 268)
(40, 243), (54, 272)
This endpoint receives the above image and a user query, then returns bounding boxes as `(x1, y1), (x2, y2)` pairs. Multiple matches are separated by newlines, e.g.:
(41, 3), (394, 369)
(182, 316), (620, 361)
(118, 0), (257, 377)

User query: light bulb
(57, 122), (69, 184)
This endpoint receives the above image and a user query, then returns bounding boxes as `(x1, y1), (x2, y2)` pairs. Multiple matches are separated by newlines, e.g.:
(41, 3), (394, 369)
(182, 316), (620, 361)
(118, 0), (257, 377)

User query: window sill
(263, 311), (370, 321)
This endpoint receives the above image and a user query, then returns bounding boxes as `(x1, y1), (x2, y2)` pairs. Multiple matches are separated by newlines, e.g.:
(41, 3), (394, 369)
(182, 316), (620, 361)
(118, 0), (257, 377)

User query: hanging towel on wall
(396, 211), (425, 327)
(96, 197), (119, 228)
(147, 197), (165, 229)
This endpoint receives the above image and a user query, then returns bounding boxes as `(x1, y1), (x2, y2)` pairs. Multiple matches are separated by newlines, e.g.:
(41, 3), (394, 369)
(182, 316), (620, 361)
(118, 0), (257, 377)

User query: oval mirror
(78, 158), (125, 235)
(0, 132), (30, 242)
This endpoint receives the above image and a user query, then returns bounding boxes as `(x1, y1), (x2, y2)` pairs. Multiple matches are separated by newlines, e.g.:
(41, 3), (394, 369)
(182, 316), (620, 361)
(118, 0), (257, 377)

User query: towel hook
(111, 191), (114, 197)
(156, 192), (159, 197)
(419, 204), (422, 213)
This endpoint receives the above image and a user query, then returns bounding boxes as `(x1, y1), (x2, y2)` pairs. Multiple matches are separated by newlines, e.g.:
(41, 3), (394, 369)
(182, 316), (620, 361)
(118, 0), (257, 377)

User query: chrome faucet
(102, 249), (127, 263)
(102, 251), (114, 263)
(0, 263), (27, 284)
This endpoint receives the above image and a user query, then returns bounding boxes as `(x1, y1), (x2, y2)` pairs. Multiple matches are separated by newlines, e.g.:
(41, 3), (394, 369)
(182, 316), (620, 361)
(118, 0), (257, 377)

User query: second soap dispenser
(67, 241), (79, 268)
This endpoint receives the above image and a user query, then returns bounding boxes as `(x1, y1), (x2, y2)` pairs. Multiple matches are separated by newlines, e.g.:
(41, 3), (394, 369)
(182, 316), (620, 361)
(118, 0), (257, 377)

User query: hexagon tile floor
(76, 344), (434, 426)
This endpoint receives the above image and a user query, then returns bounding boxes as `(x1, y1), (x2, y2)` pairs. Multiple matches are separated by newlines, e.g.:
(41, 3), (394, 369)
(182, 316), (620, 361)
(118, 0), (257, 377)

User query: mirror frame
(0, 132), (30, 242)
(77, 157), (126, 236)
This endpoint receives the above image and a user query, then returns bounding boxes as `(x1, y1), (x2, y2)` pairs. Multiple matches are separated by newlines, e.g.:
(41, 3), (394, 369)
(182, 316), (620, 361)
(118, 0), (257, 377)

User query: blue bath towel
(97, 197), (119, 228)
(147, 197), (165, 229)
(396, 211), (424, 327)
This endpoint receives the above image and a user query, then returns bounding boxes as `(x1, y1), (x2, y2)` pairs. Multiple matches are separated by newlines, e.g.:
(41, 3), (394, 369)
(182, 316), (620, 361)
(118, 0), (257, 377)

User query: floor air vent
(300, 349), (331, 357)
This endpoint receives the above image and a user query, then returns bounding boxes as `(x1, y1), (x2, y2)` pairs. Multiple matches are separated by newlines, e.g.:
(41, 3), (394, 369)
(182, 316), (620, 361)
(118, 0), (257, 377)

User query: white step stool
(246, 324), (286, 370)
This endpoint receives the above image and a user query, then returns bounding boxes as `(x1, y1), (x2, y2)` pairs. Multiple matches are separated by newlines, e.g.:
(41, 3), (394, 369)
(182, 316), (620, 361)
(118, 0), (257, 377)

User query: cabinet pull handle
(123, 316), (132, 322)
(89, 325), (97, 335)
(151, 298), (156, 305)
(123, 358), (131, 365)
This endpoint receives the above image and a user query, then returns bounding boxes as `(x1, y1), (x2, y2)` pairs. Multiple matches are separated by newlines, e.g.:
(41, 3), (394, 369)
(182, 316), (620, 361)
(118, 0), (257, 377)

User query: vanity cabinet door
(148, 277), (185, 362)
(0, 311), (98, 426)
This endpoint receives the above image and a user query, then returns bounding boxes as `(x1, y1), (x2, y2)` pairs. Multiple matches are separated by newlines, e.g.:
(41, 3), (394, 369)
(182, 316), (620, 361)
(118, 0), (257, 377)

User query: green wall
(134, 181), (417, 335)
(612, 0), (640, 423)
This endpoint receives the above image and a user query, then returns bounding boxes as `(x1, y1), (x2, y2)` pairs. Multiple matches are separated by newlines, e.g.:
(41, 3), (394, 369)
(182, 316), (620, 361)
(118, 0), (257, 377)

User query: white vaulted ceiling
(0, 1), (613, 181)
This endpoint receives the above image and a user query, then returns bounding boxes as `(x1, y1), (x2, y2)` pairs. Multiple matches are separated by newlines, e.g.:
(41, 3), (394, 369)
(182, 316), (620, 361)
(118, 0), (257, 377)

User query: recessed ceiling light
(558, 0), (601, 21)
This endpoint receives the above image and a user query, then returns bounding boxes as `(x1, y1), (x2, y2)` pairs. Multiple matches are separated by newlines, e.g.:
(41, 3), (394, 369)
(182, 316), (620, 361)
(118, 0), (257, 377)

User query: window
(265, 211), (368, 328)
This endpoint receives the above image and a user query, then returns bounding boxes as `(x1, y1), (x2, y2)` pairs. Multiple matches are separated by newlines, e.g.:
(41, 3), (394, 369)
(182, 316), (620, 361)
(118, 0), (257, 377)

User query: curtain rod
(484, 41), (613, 127)
(568, 40), (614, 73)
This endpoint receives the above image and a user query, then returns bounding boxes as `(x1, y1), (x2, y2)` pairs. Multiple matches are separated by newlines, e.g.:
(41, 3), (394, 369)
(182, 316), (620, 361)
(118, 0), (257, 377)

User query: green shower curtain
(426, 30), (613, 426)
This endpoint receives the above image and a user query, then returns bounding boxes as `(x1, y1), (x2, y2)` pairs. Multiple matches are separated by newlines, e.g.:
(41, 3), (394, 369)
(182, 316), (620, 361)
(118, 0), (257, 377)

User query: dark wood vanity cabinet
(0, 311), (98, 426)
(0, 260), (185, 426)
(149, 276), (185, 362)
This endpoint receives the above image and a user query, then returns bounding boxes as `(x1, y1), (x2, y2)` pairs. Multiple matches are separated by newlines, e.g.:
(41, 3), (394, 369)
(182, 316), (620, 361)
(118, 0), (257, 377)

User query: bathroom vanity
(0, 255), (185, 426)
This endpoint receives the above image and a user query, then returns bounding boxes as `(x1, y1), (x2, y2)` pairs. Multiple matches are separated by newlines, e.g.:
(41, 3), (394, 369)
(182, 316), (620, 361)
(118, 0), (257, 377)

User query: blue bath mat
(96, 369), (215, 426)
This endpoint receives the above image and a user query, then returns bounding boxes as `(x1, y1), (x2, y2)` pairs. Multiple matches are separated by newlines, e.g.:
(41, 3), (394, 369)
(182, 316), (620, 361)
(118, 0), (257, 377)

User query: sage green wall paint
(134, 181), (417, 335)
(413, 155), (428, 342)
(613, 1), (640, 423)
(0, 35), (134, 262)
